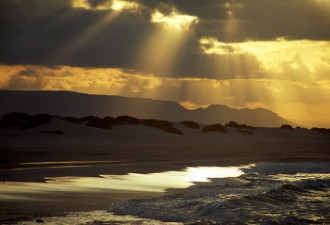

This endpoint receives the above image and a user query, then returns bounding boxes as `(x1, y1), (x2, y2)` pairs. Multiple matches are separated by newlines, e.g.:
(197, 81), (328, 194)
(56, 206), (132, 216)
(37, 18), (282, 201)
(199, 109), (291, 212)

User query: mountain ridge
(0, 90), (291, 127)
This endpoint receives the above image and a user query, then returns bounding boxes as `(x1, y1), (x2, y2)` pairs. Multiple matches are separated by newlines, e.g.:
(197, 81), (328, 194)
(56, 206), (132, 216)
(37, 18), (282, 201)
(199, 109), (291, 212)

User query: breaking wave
(109, 162), (330, 224)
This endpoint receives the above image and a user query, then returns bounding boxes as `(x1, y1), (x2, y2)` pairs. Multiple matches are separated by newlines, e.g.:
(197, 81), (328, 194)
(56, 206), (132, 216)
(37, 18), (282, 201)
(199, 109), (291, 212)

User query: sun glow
(197, 37), (330, 126)
(1, 64), (330, 127)
(199, 37), (330, 75)
(111, 0), (139, 11)
(134, 9), (198, 77)
(54, 0), (141, 63)
(72, 0), (139, 11)
(151, 10), (199, 30)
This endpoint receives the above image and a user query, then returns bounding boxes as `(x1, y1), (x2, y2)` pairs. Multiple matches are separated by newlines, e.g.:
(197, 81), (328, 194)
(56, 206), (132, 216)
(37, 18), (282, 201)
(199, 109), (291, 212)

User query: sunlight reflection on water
(50, 166), (249, 192)
(15, 210), (183, 225)
(0, 165), (251, 200)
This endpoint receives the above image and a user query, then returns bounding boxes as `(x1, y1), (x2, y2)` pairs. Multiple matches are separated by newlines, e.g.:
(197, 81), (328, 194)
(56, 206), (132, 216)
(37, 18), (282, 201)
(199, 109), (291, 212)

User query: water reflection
(51, 166), (247, 192)
(0, 165), (249, 200)
(16, 210), (183, 225)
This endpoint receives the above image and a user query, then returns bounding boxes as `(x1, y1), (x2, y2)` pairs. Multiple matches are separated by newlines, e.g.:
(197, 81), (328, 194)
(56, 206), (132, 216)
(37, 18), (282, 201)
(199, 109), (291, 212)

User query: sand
(1, 117), (329, 165)
(0, 118), (329, 223)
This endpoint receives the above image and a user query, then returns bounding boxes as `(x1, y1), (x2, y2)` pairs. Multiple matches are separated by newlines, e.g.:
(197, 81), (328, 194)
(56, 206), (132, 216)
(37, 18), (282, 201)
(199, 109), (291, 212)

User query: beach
(1, 118), (329, 224)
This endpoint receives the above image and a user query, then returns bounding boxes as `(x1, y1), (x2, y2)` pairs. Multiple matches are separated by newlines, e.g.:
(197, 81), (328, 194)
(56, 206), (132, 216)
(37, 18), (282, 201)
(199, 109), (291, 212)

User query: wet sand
(0, 187), (161, 223)
(0, 120), (329, 223)
(0, 160), (246, 223)
(0, 159), (328, 223)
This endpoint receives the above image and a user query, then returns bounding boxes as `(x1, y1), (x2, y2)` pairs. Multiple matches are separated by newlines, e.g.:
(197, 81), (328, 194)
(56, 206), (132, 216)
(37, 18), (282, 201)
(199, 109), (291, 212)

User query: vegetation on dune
(225, 121), (256, 130)
(102, 116), (120, 126)
(80, 116), (112, 130)
(280, 124), (330, 133)
(281, 124), (293, 129)
(79, 116), (183, 135)
(203, 124), (227, 133)
(63, 116), (81, 124)
(0, 112), (52, 129)
(310, 127), (330, 133)
(295, 127), (307, 130)
(0, 112), (32, 127)
(23, 114), (52, 129)
(180, 120), (200, 129)
(2, 112), (329, 135)
(143, 119), (183, 135)
(0, 112), (183, 135)
(116, 116), (141, 125)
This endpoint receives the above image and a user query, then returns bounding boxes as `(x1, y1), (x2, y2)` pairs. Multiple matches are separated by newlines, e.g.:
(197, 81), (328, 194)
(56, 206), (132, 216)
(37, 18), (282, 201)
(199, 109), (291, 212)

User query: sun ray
(50, 0), (142, 62)
(151, 10), (198, 31)
(72, 0), (139, 11)
(134, 9), (198, 77)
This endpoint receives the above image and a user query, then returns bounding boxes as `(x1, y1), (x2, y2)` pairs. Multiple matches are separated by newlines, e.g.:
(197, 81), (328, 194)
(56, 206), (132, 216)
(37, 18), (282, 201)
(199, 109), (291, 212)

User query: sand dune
(0, 117), (329, 223)
(1, 117), (329, 169)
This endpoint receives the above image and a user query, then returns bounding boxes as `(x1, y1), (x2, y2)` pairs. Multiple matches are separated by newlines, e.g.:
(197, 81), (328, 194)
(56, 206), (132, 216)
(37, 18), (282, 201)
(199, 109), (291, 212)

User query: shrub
(203, 124), (226, 133)
(281, 124), (293, 129)
(103, 116), (120, 126)
(225, 121), (239, 127)
(81, 116), (111, 130)
(225, 121), (255, 130)
(143, 119), (183, 135)
(63, 116), (81, 124)
(0, 112), (32, 127)
(23, 114), (52, 129)
(116, 116), (140, 125)
(310, 127), (330, 133)
(180, 120), (200, 129)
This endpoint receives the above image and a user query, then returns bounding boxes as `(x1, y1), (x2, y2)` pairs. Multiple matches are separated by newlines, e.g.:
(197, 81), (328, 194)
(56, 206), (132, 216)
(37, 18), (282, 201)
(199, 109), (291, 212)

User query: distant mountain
(0, 90), (292, 127)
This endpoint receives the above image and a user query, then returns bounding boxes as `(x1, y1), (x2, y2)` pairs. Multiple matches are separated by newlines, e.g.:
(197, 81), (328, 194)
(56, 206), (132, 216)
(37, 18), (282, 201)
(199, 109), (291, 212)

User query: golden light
(223, 0), (241, 40)
(111, 0), (140, 11)
(199, 37), (243, 55)
(1, 64), (330, 127)
(135, 28), (186, 77)
(133, 9), (199, 78)
(199, 37), (330, 74)
(179, 101), (208, 110)
(72, 0), (139, 11)
(53, 0), (141, 63)
(151, 10), (199, 30)
(198, 37), (330, 126)
(186, 167), (244, 182)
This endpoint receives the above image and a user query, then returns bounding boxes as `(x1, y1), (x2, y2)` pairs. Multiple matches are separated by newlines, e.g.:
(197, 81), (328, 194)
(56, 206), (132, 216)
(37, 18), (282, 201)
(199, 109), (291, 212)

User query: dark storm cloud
(87, 0), (111, 8)
(0, 0), (152, 67)
(138, 0), (330, 41)
(0, 0), (329, 79)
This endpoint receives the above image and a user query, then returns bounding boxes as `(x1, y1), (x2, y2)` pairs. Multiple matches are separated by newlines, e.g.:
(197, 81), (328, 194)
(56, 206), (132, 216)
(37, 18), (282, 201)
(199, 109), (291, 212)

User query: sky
(0, 0), (330, 127)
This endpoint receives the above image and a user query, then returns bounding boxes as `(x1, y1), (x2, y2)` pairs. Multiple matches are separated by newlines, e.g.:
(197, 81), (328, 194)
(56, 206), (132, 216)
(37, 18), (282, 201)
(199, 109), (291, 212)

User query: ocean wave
(109, 163), (330, 224)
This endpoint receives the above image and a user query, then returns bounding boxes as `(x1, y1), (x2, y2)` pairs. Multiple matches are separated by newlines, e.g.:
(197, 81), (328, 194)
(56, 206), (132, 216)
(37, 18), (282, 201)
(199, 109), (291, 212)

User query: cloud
(170, 0), (330, 41)
(2, 64), (329, 105)
(1, 64), (330, 125)
(199, 37), (330, 82)
(1, 0), (330, 80)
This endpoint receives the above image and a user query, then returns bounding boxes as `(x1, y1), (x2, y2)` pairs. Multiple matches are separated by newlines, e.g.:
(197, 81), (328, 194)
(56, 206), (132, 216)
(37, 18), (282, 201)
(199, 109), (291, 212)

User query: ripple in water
(109, 162), (330, 224)
(9, 162), (330, 224)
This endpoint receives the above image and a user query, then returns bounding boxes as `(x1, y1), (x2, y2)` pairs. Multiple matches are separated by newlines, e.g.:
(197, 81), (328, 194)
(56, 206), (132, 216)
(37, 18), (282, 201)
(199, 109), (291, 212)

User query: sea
(8, 162), (330, 225)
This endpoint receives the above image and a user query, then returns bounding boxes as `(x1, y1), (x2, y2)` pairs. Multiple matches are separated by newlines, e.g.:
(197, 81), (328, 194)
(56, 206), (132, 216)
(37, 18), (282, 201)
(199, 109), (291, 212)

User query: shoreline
(2, 156), (330, 182)
(1, 158), (329, 224)
(1, 119), (329, 223)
